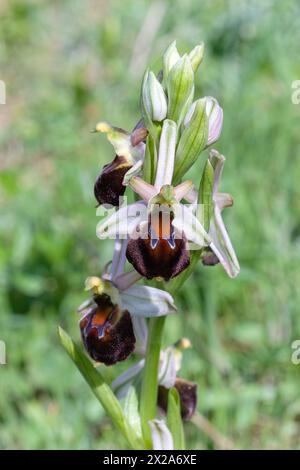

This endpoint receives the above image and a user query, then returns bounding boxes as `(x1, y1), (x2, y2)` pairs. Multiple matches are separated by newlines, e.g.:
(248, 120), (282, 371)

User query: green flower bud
(167, 55), (194, 125)
(188, 43), (205, 72)
(163, 40), (180, 82)
(141, 70), (167, 122)
(173, 99), (208, 182)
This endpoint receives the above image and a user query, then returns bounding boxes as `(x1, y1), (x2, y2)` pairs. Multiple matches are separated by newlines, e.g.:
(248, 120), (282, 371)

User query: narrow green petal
(199, 159), (214, 232)
(173, 99), (208, 182)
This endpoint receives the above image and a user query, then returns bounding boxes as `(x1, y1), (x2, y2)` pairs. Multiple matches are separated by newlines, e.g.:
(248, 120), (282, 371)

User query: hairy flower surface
(78, 238), (177, 365)
(80, 295), (135, 366)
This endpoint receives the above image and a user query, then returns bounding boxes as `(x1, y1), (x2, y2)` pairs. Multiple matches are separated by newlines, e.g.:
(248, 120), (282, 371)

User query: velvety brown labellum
(201, 248), (219, 266)
(94, 155), (132, 206)
(126, 211), (190, 281)
(158, 378), (197, 421)
(79, 294), (135, 366)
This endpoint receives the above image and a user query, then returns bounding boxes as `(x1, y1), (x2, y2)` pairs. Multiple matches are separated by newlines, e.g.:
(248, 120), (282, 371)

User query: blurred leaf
(167, 387), (185, 450)
(123, 386), (144, 446)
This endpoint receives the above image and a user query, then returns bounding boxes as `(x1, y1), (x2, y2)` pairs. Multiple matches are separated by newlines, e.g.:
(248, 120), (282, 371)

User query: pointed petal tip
(229, 263), (241, 278)
(129, 176), (157, 201)
(209, 148), (225, 162)
(174, 180), (194, 201)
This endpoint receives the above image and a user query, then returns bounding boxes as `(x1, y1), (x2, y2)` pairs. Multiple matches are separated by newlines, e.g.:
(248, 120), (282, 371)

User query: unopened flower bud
(142, 70), (167, 122)
(163, 40), (181, 81)
(205, 97), (223, 146)
(183, 96), (223, 147)
(167, 55), (194, 124)
(188, 43), (204, 72)
(174, 99), (208, 181)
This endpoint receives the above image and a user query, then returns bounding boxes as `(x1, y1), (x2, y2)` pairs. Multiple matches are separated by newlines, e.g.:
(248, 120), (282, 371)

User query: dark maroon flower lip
(157, 378), (197, 421)
(93, 126), (148, 207)
(126, 210), (190, 281)
(79, 294), (135, 366)
(94, 155), (132, 207)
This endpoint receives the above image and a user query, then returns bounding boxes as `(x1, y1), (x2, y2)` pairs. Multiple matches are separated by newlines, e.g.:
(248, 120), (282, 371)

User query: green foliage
(167, 388), (185, 450)
(58, 327), (144, 450)
(1, 0), (300, 450)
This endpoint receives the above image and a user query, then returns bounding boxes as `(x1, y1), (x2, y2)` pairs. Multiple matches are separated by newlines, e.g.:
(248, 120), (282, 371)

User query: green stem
(58, 326), (144, 450)
(139, 271), (198, 449)
(140, 315), (166, 448)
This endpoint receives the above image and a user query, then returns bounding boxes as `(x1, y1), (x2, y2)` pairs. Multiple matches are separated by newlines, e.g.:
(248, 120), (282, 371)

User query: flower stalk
(140, 316), (166, 448)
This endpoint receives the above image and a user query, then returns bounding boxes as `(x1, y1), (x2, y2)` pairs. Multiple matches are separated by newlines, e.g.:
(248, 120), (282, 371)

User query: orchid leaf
(167, 387), (185, 450)
(124, 386), (144, 446)
(58, 327), (143, 449)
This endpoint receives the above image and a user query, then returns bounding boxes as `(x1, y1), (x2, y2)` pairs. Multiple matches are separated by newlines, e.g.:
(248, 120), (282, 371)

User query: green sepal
(198, 158), (214, 232)
(140, 70), (160, 141)
(173, 99), (208, 183)
(143, 133), (158, 184)
(167, 55), (194, 125)
(188, 43), (204, 73)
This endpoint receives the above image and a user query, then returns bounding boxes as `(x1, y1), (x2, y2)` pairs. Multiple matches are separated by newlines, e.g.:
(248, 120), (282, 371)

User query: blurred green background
(1, 0), (300, 450)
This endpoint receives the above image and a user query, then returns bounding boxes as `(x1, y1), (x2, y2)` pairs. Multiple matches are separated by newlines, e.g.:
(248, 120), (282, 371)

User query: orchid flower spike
(97, 119), (215, 281)
(93, 122), (148, 206)
(78, 237), (177, 365)
(60, 41), (240, 452)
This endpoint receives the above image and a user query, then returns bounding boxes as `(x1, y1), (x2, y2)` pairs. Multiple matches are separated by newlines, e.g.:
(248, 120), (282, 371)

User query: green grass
(1, 0), (300, 449)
